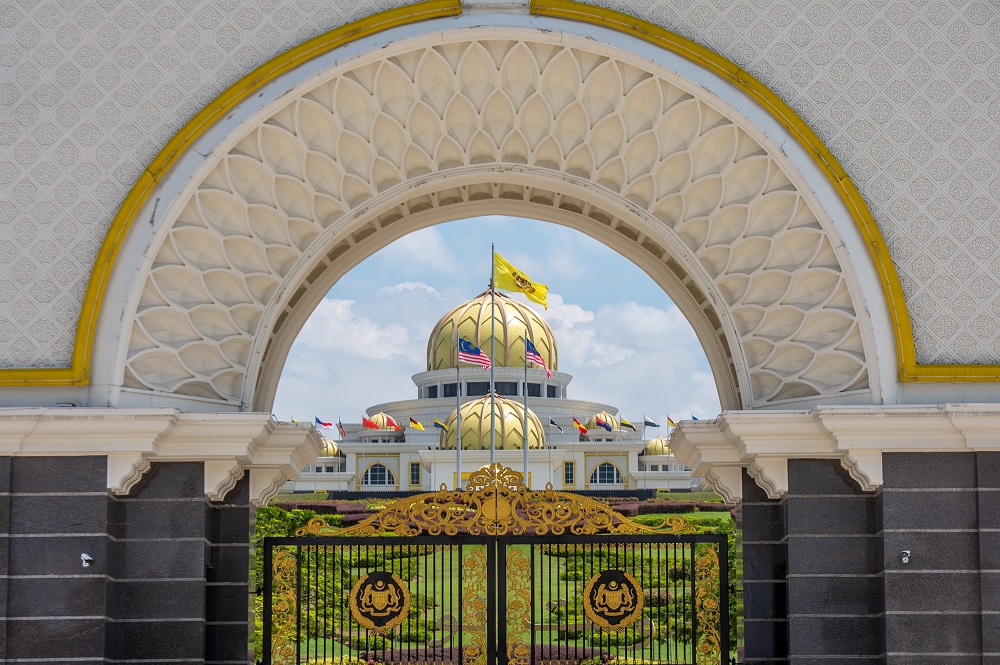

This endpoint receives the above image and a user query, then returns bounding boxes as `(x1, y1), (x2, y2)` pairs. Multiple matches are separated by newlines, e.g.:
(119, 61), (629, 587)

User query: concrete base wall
(0, 458), (250, 665)
(743, 452), (1000, 664)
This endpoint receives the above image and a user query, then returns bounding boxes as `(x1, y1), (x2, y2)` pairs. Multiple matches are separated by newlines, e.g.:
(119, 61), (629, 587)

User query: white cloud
(379, 227), (461, 275)
(295, 298), (410, 359)
(377, 281), (441, 298)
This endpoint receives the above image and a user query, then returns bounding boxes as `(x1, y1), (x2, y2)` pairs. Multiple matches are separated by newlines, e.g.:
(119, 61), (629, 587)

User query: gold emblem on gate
(582, 570), (644, 631)
(350, 570), (410, 635)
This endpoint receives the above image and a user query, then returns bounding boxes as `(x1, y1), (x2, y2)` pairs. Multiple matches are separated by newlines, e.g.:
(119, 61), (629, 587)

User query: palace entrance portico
(1, 2), (998, 664)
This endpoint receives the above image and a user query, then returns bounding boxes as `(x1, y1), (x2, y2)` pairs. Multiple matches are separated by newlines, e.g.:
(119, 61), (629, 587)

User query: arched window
(362, 463), (395, 486)
(590, 462), (623, 485)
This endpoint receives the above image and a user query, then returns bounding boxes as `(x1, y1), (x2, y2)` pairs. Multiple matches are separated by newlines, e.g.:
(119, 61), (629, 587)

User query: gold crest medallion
(582, 569), (644, 632)
(349, 570), (411, 635)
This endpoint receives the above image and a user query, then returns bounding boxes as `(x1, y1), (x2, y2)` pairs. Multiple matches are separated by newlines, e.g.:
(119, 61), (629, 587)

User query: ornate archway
(96, 10), (891, 416)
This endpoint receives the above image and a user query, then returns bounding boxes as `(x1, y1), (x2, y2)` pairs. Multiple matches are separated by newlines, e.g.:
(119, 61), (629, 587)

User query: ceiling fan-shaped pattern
(126, 39), (869, 407)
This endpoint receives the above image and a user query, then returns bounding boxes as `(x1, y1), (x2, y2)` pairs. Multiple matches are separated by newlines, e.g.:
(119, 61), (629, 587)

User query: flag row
(309, 414), (692, 436)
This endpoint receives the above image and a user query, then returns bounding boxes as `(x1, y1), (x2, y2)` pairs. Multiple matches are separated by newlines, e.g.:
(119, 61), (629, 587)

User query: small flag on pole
(362, 416), (379, 430)
(691, 415), (699, 420)
(383, 414), (402, 431)
(621, 418), (636, 431)
(315, 417), (333, 427)
(409, 417), (425, 431)
(433, 418), (449, 431)
(644, 416), (660, 428)
(548, 417), (563, 433)
(525, 339), (551, 378)
(291, 417), (298, 423)
(667, 417), (677, 427)
(494, 251), (549, 309)
(337, 419), (347, 438)
(458, 338), (491, 370)
(573, 417), (588, 434)
(595, 415), (613, 432)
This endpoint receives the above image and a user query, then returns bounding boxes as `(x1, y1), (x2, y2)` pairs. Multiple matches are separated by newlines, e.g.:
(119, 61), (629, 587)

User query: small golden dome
(439, 393), (545, 450)
(426, 290), (557, 372)
(586, 411), (619, 433)
(367, 412), (401, 430)
(320, 438), (340, 456)
(644, 436), (671, 456)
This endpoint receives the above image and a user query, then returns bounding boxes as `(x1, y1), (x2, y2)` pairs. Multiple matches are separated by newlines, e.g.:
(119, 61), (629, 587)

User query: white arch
(92, 16), (896, 414)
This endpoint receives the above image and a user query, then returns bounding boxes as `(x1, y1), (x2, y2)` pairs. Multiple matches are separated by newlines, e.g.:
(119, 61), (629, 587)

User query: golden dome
(320, 438), (340, 456)
(644, 436), (671, 456)
(439, 394), (545, 450)
(366, 412), (401, 430)
(426, 290), (557, 372)
(586, 411), (619, 433)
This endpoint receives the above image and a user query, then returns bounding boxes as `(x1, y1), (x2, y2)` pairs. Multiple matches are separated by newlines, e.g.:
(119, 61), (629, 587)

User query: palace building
(290, 289), (696, 493)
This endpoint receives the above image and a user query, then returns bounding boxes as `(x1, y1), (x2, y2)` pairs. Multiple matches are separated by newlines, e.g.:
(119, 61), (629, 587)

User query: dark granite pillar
(3, 456), (111, 664)
(978, 452), (1000, 662)
(0, 457), (10, 662)
(742, 468), (789, 664)
(784, 459), (883, 665)
(206, 475), (252, 664)
(882, 453), (982, 664)
(107, 462), (209, 664)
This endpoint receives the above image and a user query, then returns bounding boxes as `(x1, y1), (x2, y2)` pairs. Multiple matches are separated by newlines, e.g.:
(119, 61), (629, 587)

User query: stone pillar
(206, 475), (252, 664)
(978, 452), (1000, 660)
(0, 410), (316, 663)
(882, 453), (982, 663)
(1, 456), (111, 664)
(107, 462), (210, 664)
(784, 459), (883, 664)
(742, 468), (788, 664)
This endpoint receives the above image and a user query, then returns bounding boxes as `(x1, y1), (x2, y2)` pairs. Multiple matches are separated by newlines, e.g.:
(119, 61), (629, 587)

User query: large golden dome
(427, 290), (557, 371)
(439, 394), (545, 450)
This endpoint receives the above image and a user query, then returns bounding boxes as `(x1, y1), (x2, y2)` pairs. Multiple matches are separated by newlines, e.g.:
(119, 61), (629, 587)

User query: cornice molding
(0, 409), (321, 504)
(671, 405), (1000, 501)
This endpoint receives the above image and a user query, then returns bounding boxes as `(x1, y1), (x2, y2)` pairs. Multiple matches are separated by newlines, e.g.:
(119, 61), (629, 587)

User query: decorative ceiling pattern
(125, 39), (870, 407)
(0, 1), (994, 371)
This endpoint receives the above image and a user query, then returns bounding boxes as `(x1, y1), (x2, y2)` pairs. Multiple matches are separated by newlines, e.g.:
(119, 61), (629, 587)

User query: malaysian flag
(458, 338), (491, 370)
(525, 338), (551, 377)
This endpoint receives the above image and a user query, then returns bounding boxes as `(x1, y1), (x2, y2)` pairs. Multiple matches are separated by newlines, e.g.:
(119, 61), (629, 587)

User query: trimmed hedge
(609, 498), (730, 517)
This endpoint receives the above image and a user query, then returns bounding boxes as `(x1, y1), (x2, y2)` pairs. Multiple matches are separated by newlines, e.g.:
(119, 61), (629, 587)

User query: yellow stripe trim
(0, 0), (461, 388)
(7, 0), (996, 385)
(530, 0), (999, 383)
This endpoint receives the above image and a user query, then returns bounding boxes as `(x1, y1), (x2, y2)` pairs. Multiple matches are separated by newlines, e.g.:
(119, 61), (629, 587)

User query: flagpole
(523, 335), (529, 488)
(456, 335), (462, 489)
(490, 243), (496, 465)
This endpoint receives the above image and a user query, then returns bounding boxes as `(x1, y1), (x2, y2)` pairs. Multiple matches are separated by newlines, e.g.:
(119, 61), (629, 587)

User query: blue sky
(273, 216), (721, 430)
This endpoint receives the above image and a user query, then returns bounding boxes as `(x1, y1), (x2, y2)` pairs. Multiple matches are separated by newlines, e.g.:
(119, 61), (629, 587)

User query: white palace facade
(288, 290), (695, 493)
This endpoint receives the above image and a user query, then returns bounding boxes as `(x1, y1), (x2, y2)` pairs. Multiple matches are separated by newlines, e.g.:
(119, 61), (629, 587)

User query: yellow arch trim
(0, 0), (461, 387)
(531, 0), (999, 383)
(6, 0), (994, 385)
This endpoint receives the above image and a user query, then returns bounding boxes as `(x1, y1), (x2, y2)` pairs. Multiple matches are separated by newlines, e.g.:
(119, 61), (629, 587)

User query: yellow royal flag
(494, 252), (548, 309)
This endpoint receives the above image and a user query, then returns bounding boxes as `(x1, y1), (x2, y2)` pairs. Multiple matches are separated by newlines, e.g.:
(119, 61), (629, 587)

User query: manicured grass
(654, 490), (726, 503)
(273, 491), (329, 502)
(640, 511), (734, 522)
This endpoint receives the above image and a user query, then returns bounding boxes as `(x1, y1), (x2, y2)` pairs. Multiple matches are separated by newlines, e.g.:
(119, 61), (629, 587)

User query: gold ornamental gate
(264, 464), (728, 665)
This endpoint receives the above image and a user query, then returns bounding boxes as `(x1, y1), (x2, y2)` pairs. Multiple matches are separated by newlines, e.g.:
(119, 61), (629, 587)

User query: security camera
(80, 553), (93, 567)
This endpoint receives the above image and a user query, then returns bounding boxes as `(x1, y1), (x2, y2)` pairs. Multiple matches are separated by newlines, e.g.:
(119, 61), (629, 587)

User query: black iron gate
(264, 464), (728, 665)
